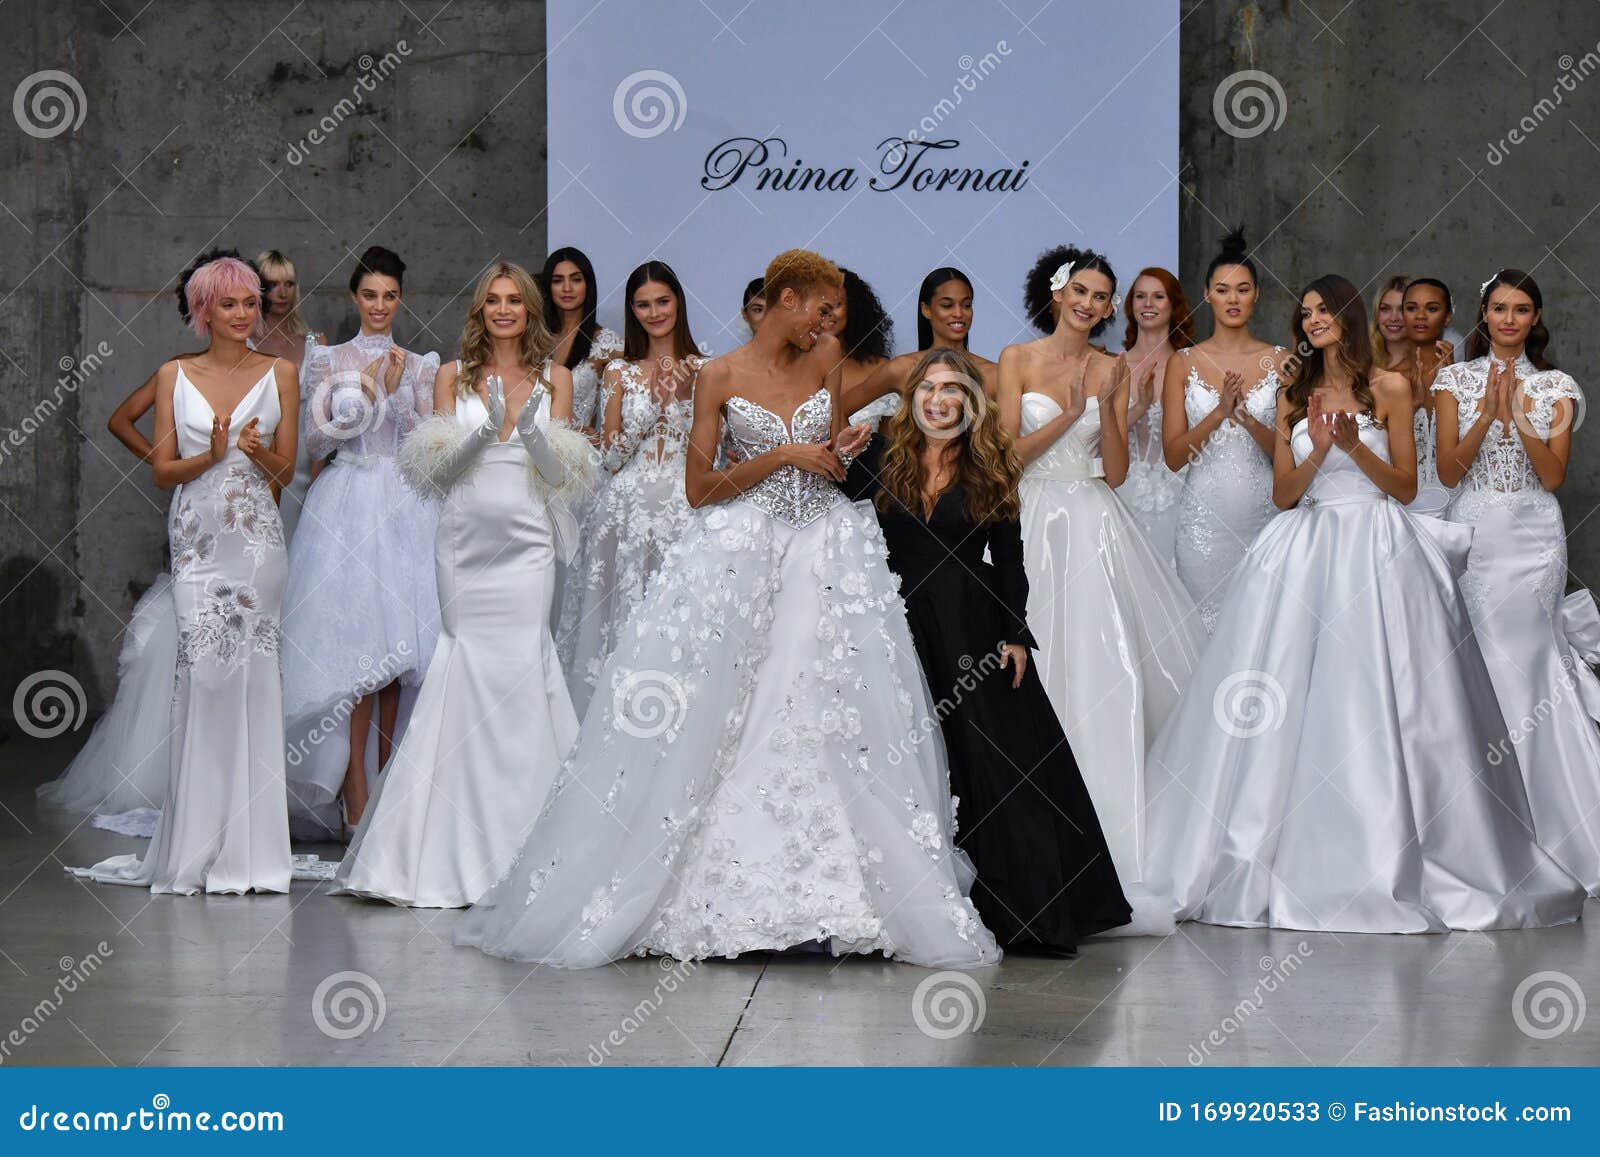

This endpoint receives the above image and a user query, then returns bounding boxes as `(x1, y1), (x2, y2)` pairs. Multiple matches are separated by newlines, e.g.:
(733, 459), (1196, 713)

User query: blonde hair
(256, 250), (311, 336)
(456, 262), (554, 395)
(1369, 274), (1409, 369)
(875, 347), (1021, 524)
(763, 249), (843, 308)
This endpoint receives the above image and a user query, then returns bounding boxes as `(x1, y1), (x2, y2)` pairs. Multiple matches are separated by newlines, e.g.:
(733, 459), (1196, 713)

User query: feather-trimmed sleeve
(396, 413), (470, 500)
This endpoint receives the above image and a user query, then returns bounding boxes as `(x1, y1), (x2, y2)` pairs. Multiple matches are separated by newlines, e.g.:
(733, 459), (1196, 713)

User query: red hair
(184, 257), (261, 338)
(1122, 266), (1195, 351)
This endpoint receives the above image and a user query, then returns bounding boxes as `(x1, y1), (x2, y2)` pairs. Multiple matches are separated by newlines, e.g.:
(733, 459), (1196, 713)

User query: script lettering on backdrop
(702, 137), (1030, 194)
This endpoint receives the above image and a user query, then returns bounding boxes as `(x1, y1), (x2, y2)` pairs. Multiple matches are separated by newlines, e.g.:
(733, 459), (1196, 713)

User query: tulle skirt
(456, 496), (999, 969)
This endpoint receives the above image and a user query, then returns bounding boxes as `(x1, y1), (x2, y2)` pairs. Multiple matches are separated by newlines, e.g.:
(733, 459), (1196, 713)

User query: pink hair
(185, 257), (261, 338)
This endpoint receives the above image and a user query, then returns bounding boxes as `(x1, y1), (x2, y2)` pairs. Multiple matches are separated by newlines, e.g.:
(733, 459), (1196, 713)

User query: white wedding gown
(556, 357), (698, 719)
(37, 574), (176, 832)
(1435, 356), (1600, 895)
(280, 332), (441, 834)
(456, 387), (999, 968)
(1408, 403), (1454, 517)
(71, 365), (292, 894)
(330, 387), (582, 907)
(566, 327), (623, 432)
(1173, 352), (1280, 632)
(1123, 397), (1185, 568)
(1144, 415), (1585, 932)
(1016, 392), (1204, 934)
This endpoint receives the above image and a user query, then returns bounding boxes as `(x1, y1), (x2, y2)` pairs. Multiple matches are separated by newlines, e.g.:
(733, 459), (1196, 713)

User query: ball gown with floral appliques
(456, 388), (999, 968)
(1144, 414), (1585, 931)
(1435, 355), (1600, 895)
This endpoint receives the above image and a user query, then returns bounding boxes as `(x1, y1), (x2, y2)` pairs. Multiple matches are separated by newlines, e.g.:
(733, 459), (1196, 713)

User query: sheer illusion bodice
(1433, 355), (1600, 894)
(566, 327), (622, 430)
(1174, 355), (1280, 632)
(1409, 403), (1452, 516)
(721, 387), (845, 526)
(300, 331), (437, 461)
(557, 357), (700, 717)
(1434, 355), (1580, 517)
(1124, 395), (1184, 564)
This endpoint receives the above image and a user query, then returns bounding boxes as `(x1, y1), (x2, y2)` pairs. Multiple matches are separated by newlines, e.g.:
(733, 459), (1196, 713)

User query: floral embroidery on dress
(219, 466), (285, 563)
(169, 502), (216, 576)
(177, 579), (278, 672)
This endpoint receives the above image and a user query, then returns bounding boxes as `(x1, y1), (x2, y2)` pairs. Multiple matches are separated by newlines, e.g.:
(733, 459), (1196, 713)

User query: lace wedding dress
(1435, 356), (1600, 894)
(1173, 353), (1280, 632)
(456, 387), (999, 968)
(556, 357), (700, 719)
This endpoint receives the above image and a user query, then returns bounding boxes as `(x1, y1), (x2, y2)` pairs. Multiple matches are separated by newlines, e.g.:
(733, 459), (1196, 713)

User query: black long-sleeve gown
(844, 438), (1131, 952)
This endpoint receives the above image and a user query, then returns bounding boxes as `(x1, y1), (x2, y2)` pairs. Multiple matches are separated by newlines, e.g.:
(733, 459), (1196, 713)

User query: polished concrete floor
(3, 733), (1598, 1067)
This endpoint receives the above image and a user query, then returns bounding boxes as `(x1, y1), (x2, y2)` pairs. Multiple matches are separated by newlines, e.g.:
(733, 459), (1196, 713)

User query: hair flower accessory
(1049, 261), (1075, 293)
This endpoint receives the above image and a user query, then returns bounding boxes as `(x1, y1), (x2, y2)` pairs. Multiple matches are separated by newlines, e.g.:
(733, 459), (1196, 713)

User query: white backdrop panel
(547, 0), (1178, 356)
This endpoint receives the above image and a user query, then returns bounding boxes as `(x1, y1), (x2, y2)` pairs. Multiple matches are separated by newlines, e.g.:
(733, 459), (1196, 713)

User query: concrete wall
(1, 1), (549, 710)
(1179, 0), (1600, 581)
(5, 0), (1600, 715)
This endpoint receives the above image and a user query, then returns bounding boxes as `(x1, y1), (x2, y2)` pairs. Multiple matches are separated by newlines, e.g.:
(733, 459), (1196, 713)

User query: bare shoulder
(272, 357), (299, 390)
(695, 355), (733, 401)
(1370, 369), (1410, 402)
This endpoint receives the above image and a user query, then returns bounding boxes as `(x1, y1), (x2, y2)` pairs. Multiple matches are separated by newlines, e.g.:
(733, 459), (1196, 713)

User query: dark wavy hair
(621, 260), (700, 361)
(1283, 273), (1377, 429)
(916, 267), (974, 350)
(1024, 244), (1113, 334)
(175, 247), (259, 325)
(875, 347), (1021, 524)
(540, 246), (602, 369)
(1204, 226), (1256, 288)
(1465, 269), (1554, 369)
(837, 266), (894, 363)
(1024, 244), (1073, 334)
(348, 245), (406, 294)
